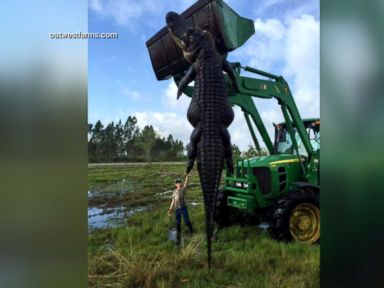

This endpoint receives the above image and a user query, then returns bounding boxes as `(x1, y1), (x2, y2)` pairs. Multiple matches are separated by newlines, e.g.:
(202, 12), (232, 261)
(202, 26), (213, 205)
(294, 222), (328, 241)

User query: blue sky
(89, 0), (319, 151)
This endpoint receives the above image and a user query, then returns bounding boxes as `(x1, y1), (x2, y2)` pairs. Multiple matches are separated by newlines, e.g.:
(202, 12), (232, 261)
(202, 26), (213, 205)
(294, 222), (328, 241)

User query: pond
(88, 205), (148, 231)
(88, 178), (154, 231)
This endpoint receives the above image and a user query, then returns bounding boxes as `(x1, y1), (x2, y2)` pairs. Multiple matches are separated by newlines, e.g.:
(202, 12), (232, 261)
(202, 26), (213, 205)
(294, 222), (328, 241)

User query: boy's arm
(168, 198), (175, 216)
(169, 198), (175, 210)
(183, 174), (190, 189)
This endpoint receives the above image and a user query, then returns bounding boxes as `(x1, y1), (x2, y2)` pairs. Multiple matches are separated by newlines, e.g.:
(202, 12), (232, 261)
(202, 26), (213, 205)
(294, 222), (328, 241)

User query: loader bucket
(146, 0), (255, 80)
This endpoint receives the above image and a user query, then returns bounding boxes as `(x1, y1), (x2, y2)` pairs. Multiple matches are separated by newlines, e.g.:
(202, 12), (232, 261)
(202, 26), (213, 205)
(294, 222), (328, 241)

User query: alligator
(166, 11), (239, 270)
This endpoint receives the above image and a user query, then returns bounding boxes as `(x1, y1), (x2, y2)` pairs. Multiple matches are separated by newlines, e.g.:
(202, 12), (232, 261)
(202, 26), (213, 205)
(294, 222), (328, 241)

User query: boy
(168, 173), (194, 245)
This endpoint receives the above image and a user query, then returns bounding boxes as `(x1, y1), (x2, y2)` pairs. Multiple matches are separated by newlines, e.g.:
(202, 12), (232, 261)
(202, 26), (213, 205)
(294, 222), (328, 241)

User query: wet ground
(87, 178), (162, 231)
(87, 176), (266, 233)
(88, 205), (148, 231)
(88, 177), (202, 232)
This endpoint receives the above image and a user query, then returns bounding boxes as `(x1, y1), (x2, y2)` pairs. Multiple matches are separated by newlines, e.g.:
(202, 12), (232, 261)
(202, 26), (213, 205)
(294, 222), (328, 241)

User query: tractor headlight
(234, 182), (248, 188)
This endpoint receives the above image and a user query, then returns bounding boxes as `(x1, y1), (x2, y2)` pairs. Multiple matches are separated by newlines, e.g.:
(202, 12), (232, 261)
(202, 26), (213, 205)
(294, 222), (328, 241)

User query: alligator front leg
(177, 65), (196, 99)
(186, 124), (201, 174)
(223, 59), (240, 93)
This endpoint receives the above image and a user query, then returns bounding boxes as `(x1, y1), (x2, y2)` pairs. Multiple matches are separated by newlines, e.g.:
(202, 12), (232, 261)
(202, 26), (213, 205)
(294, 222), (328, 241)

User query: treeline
(88, 116), (269, 163)
(232, 144), (268, 159)
(88, 116), (186, 163)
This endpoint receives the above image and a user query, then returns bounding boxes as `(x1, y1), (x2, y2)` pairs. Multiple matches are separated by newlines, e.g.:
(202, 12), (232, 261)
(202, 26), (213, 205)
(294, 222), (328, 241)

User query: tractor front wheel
(269, 188), (320, 244)
(214, 189), (245, 228)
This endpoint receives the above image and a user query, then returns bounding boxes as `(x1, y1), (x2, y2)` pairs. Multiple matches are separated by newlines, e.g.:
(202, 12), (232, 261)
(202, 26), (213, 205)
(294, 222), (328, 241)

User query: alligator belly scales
(166, 12), (239, 269)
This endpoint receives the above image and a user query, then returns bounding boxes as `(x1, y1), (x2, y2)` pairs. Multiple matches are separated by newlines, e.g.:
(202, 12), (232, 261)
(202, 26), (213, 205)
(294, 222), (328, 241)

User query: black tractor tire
(269, 188), (320, 244)
(214, 188), (231, 228)
(214, 188), (248, 228)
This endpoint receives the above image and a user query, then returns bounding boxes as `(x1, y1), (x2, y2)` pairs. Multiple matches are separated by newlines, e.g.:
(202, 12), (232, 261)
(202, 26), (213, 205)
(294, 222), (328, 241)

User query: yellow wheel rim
(289, 203), (320, 243)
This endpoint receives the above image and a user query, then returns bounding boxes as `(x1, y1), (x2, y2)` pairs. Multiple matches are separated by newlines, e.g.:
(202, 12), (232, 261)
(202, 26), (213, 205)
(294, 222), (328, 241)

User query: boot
(187, 223), (194, 234)
(176, 225), (181, 246)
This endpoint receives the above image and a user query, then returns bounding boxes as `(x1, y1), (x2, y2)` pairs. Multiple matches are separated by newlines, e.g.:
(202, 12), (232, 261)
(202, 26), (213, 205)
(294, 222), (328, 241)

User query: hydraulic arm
(175, 62), (314, 162)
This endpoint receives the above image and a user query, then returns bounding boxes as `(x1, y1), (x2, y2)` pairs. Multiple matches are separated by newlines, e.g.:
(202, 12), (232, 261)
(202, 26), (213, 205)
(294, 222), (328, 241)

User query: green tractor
(146, 0), (320, 243)
(204, 63), (320, 244)
(216, 63), (320, 244)
(179, 62), (321, 244)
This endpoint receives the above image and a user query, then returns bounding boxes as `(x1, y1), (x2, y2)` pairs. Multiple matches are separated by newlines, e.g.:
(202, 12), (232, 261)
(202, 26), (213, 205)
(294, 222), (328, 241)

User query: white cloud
(228, 103), (287, 151)
(254, 0), (284, 15)
(134, 82), (258, 151)
(237, 18), (286, 71)
(89, 0), (149, 28)
(90, 0), (103, 13)
(163, 81), (191, 110)
(284, 2), (319, 21)
(255, 18), (286, 41)
(134, 108), (258, 152)
(133, 81), (194, 145)
(228, 12), (319, 150)
(134, 111), (192, 144)
(159, 82), (258, 150)
(283, 15), (319, 117)
(254, 0), (318, 22)
(228, 107), (255, 150)
(234, 14), (319, 119)
(89, 0), (195, 30)
(122, 86), (141, 101)
(103, 5), (319, 152)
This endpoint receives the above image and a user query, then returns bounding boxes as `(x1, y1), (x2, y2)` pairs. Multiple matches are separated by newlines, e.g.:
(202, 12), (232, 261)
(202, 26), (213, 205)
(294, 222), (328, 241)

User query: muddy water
(89, 178), (138, 197)
(88, 206), (148, 231)
(88, 178), (154, 231)
(168, 228), (178, 242)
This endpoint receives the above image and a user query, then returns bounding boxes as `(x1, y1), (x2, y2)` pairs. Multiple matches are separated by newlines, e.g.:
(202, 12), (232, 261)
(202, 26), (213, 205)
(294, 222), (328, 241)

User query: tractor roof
(278, 118), (320, 128)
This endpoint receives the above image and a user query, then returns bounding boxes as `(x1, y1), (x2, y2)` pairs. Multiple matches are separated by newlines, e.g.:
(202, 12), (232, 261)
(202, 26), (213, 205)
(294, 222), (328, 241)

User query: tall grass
(88, 164), (319, 287)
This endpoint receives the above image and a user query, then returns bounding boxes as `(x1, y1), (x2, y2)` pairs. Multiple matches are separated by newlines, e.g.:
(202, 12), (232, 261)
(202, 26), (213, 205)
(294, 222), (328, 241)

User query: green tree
(259, 148), (269, 156)
(232, 144), (241, 159)
(123, 116), (140, 161)
(88, 123), (93, 139)
(88, 116), (187, 163)
(173, 139), (185, 160)
(114, 120), (124, 160)
(139, 125), (157, 162)
(102, 122), (116, 162)
(242, 145), (258, 158)
(88, 123), (95, 162)
(165, 134), (175, 160)
(152, 136), (168, 161)
(92, 120), (104, 162)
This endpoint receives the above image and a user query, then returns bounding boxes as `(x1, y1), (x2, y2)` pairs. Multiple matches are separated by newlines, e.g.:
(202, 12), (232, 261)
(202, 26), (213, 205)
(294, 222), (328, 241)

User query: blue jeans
(175, 206), (191, 227)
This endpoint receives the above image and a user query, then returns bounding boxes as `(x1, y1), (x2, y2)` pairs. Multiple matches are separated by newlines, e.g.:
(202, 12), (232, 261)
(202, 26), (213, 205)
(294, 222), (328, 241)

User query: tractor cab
(274, 118), (320, 156)
(224, 118), (320, 211)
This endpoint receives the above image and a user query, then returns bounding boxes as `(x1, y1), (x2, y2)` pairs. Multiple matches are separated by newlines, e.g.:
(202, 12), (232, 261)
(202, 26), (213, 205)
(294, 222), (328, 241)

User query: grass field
(88, 163), (319, 288)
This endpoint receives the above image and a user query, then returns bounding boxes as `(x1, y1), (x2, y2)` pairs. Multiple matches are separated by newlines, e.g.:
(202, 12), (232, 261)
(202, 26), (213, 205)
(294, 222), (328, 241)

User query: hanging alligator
(165, 11), (239, 269)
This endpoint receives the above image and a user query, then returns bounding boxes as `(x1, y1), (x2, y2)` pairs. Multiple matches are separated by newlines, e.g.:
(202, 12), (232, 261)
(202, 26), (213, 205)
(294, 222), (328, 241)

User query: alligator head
(166, 11), (213, 63)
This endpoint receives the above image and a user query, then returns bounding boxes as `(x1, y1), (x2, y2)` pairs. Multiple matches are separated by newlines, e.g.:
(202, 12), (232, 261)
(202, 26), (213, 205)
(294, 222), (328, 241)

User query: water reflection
(88, 205), (148, 231)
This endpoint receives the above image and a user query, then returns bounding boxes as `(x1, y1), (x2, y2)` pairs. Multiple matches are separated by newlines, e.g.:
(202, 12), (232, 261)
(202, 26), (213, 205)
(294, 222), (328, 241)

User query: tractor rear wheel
(269, 188), (320, 244)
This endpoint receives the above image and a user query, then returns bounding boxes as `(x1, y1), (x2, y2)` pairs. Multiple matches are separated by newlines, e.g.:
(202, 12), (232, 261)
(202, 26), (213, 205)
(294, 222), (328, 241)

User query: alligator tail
(197, 133), (225, 270)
